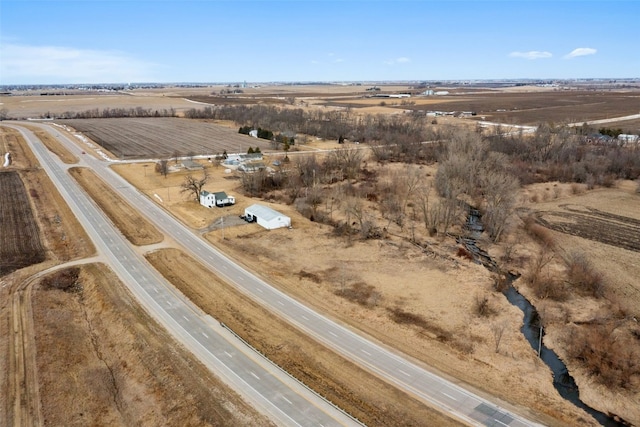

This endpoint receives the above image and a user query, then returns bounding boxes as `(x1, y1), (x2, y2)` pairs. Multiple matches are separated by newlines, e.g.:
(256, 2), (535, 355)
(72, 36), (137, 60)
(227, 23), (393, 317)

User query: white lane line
(282, 396), (292, 405)
(441, 392), (457, 401)
(250, 371), (260, 380)
(202, 332), (208, 338)
(153, 287), (159, 293)
(237, 276), (244, 281)
(398, 369), (412, 377)
(256, 288), (263, 293)
(301, 315), (309, 321)
(360, 349), (371, 356)
(182, 315), (189, 321)
(277, 300), (284, 306)
(329, 331), (338, 338)
(494, 420), (509, 427)
(224, 351), (233, 358)
(222, 265), (228, 270)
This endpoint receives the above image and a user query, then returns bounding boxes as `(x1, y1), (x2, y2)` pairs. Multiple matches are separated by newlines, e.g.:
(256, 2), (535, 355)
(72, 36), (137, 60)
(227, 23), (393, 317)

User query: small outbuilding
(244, 204), (291, 230)
(200, 190), (235, 208)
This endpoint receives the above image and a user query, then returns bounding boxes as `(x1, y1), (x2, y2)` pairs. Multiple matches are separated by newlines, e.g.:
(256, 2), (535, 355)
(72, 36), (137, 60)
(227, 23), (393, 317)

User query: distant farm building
(244, 204), (291, 230)
(181, 160), (204, 171)
(618, 134), (639, 144)
(200, 191), (235, 208)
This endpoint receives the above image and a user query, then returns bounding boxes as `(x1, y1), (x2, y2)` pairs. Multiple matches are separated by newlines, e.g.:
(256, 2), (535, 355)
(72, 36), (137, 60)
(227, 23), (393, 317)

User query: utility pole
(538, 325), (543, 357)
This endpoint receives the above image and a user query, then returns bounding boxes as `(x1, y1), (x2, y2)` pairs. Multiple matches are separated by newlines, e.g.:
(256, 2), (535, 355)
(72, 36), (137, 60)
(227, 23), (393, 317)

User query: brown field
(146, 248), (459, 427)
(32, 263), (271, 427)
(0, 92), (198, 120)
(69, 167), (163, 246)
(62, 117), (274, 159)
(324, 91), (640, 127)
(0, 172), (45, 276)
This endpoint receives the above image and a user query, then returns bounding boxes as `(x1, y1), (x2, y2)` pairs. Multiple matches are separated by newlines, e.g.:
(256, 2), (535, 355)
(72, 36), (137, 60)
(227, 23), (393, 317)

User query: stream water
(460, 210), (626, 427)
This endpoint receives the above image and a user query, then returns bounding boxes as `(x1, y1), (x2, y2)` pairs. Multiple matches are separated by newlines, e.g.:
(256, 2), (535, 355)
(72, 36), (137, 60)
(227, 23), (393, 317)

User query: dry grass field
(32, 263), (271, 427)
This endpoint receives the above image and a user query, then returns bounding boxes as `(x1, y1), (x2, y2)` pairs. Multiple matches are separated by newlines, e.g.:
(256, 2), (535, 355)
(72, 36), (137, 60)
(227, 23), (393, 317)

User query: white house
(200, 191), (235, 208)
(244, 204), (291, 230)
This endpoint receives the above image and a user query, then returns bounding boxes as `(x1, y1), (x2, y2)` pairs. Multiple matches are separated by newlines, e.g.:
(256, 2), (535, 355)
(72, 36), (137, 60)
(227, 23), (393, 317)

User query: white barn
(244, 204), (291, 230)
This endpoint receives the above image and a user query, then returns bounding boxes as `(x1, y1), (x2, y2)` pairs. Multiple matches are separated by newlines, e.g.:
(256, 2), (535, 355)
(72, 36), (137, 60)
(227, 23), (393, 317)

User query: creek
(459, 209), (626, 427)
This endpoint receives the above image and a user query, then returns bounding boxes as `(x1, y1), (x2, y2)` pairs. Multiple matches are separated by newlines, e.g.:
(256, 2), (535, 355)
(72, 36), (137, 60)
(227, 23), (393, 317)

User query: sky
(1, 0), (639, 85)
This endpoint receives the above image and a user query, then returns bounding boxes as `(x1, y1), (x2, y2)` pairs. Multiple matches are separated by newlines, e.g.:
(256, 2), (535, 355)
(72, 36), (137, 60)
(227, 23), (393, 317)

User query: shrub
(40, 267), (81, 293)
(523, 215), (556, 248)
(474, 294), (496, 317)
(564, 252), (605, 298)
(564, 324), (640, 389)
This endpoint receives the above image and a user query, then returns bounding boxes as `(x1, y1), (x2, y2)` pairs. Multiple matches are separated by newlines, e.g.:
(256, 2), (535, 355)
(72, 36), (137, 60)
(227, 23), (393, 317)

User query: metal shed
(244, 204), (291, 230)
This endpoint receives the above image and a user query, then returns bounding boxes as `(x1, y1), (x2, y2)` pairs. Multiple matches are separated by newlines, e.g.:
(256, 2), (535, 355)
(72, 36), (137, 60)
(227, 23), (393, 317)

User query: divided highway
(27, 122), (543, 426)
(11, 124), (360, 427)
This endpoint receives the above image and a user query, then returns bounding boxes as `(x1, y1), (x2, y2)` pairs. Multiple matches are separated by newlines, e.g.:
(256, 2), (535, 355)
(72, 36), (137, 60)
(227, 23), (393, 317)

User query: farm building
(200, 191), (235, 208)
(618, 134), (639, 144)
(244, 204), (291, 230)
(181, 160), (204, 171)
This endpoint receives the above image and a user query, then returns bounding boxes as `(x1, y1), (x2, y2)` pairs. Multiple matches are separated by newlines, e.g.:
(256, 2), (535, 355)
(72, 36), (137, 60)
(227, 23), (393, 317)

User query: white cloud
(384, 57), (411, 65)
(509, 51), (553, 60)
(0, 43), (157, 84)
(564, 47), (597, 59)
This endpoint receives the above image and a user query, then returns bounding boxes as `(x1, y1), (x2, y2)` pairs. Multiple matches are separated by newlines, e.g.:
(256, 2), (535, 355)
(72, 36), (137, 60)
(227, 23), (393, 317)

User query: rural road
(24, 122), (544, 426)
(10, 124), (360, 427)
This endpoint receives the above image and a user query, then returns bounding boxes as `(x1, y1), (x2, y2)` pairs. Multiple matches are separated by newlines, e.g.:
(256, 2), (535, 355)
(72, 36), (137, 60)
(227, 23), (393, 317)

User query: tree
(180, 171), (208, 202)
(155, 159), (169, 178)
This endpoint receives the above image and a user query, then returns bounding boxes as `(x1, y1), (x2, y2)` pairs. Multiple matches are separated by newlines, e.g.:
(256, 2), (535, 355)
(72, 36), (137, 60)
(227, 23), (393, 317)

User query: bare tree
(491, 321), (508, 353)
(481, 169), (520, 242)
(155, 159), (169, 178)
(180, 171), (208, 201)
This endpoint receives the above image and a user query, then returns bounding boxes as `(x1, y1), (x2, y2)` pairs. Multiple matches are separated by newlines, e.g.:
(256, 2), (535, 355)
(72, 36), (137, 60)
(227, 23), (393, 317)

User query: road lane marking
(361, 349), (371, 356)
(153, 288), (159, 293)
(224, 351), (233, 358)
(250, 371), (260, 380)
(494, 420), (509, 427)
(277, 300), (284, 306)
(301, 315), (309, 321)
(183, 315), (189, 321)
(329, 331), (338, 338)
(441, 392), (457, 401)
(398, 369), (411, 377)
(282, 396), (292, 405)
(256, 288), (263, 293)
(202, 332), (208, 338)
(222, 265), (228, 270)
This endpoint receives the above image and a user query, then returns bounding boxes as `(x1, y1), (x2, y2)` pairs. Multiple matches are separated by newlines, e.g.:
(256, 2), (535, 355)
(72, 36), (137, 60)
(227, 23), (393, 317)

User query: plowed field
(0, 172), (45, 276)
(62, 117), (273, 159)
(533, 204), (640, 252)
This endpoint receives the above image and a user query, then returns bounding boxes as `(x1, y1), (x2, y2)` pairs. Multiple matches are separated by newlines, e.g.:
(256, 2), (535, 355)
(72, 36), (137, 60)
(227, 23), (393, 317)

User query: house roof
(213, 191), (228, 199)
(245, 204), (289, 222)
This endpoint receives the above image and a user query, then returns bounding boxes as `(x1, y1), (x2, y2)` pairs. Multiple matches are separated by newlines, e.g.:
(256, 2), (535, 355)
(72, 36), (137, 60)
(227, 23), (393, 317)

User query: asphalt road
(11, 124), (360, 427)
(30, 122), (544, 427)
